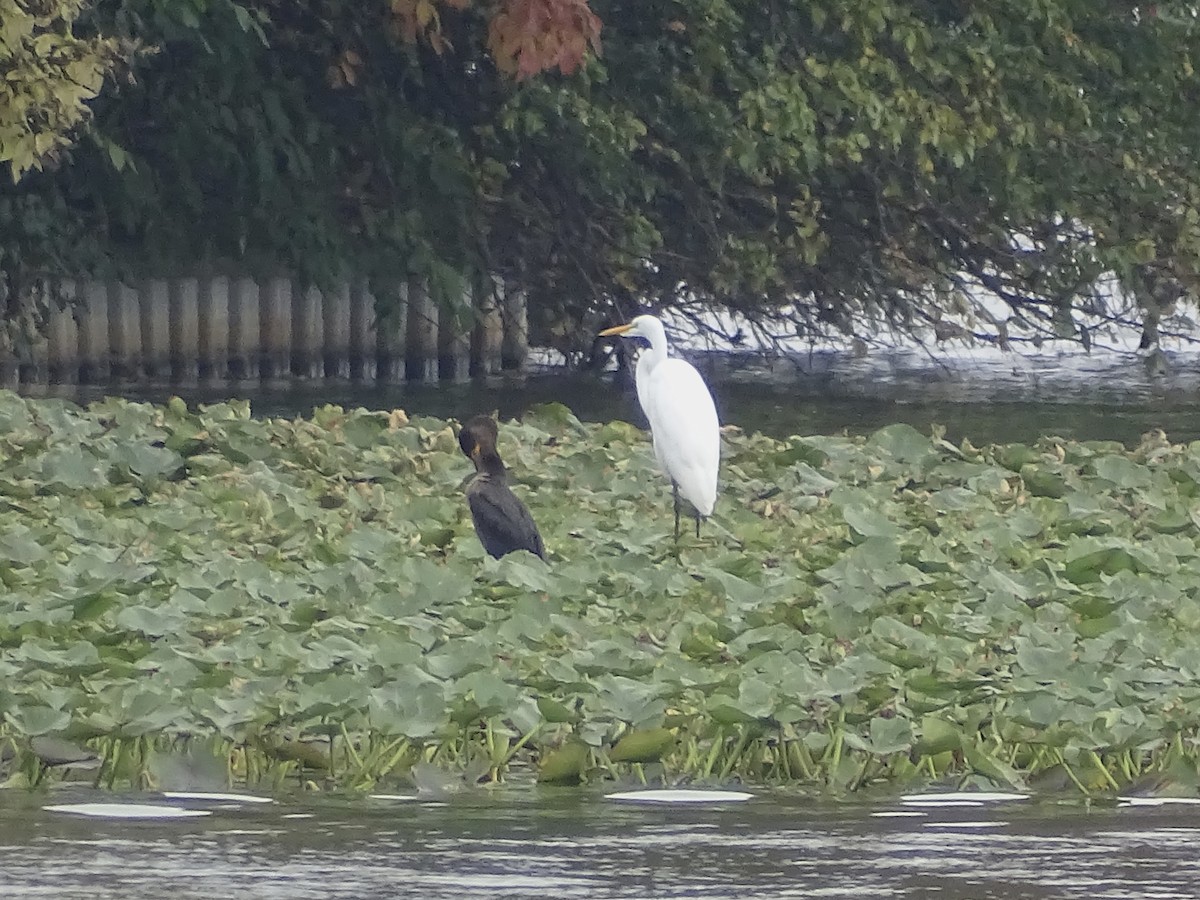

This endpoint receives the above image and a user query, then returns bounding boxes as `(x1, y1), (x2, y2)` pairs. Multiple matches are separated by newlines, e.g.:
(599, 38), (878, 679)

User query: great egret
(599, 314), (720, 539)
(457, 416), (546, 560)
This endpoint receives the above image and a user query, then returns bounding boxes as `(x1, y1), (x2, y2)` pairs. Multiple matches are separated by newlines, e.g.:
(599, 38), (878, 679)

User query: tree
(487, 0), (1200, 352)
(0, 0), (602, 347)
(0, 0), (140, 349)
(2, 0), (1199, 360)
(0, 0), (132, 182)
(389, 0), (601, 79)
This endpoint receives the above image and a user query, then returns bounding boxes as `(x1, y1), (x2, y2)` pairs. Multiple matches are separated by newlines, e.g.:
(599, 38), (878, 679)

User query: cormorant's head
(458, 415), (501, 466)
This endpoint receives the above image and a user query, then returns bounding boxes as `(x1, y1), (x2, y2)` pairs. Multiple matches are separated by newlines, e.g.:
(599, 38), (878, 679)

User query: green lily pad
(609, 727), (675, 763)
(538, 740), (589, 784)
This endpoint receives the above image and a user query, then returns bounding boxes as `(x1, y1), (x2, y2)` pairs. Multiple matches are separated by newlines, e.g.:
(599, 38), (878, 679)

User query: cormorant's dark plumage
(458, 416), (546, 560)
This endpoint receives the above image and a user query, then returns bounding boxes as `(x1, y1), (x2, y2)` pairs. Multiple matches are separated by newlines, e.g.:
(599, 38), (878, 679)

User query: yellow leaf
(415, 0), (437, 29)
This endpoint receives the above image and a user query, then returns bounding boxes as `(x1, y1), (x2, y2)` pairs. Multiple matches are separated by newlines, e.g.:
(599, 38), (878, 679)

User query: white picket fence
(1, 275), (530, 387)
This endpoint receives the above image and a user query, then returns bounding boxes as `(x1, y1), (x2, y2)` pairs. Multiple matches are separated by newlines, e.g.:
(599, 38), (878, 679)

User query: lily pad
(605, 789), (754, 803)
(44, 803), (212, 819)
(5, 395), (1200, 796)
(160, 791), (274, 804)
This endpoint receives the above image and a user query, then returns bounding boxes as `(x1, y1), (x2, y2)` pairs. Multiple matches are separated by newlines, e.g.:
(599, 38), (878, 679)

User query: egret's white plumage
(600, 314), (720, 537)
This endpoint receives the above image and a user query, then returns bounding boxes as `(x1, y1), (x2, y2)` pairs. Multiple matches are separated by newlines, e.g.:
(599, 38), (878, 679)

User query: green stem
(341, 724), (364, 769)
(778, 741), (793, 781)
(1055, 752), (1090, 796)
(720, 732), (752, 780)
(827, 728), (844, 776)
(921, 754), (938, 779)
(702, 736), (724, 778)
(502, 725), (542, 765)
(106, 739), (123, 790)
(1089, 750), (1120, 791)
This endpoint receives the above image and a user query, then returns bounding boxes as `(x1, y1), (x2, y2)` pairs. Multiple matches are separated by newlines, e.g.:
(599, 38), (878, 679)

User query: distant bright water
(19, 344), (1200, 445)
(4, 789), (1200, 899)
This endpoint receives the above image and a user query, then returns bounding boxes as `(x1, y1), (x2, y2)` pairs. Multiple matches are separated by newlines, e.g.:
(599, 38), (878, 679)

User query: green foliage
(0, 0), (134, 352)
(492, 0), (1200, 347)
(5, 393), (1200, 795)
(0, 0), (131, 182)
(2, 1), (1199, 352)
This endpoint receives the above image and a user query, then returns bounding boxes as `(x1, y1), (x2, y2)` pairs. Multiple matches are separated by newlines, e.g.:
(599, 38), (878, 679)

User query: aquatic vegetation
(3, 391), (1200, 797)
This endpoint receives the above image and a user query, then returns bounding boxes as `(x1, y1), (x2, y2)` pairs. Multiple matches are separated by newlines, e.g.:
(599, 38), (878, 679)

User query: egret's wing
(644, 359), (720, 515)
(634, 351), (668, 473)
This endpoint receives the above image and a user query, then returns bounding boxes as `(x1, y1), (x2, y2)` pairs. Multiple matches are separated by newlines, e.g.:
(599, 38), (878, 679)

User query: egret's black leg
(672, 482), (681, 542)
(695, 512), (701, 538)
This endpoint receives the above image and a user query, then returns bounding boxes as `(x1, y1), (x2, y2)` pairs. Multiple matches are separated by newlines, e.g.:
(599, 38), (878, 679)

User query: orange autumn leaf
(488, 0), (602, 79)
(388, 0), (601, 78)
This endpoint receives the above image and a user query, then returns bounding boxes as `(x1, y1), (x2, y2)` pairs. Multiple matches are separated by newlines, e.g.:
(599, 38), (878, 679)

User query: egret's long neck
(638, 325), (669, 373)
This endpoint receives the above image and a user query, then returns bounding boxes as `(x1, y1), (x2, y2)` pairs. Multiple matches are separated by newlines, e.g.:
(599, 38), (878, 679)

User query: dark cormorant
(457, 416), (546, 560)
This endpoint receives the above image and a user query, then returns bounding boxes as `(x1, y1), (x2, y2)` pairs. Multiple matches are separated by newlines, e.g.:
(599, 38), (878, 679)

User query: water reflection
(19, 345), (1200, 446)
(4, 790), (1200, 899)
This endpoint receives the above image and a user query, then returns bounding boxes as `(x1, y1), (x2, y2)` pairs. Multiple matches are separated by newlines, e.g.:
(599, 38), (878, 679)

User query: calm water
(18, 345), (1200, 446)
(3, 789), (1200, 899)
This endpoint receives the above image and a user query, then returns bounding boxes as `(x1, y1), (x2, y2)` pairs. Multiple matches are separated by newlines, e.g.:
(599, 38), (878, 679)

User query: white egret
(458, 416), (546, 559)
(599, 314), (720, 540)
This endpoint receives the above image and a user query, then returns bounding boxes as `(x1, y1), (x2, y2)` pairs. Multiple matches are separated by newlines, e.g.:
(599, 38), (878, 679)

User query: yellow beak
(598, 322), (634, 337)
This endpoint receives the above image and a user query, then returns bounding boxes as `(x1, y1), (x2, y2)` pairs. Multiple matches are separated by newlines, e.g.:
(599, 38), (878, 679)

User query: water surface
(3, 789), (1199, 899)
(20, 344), (1200, 446)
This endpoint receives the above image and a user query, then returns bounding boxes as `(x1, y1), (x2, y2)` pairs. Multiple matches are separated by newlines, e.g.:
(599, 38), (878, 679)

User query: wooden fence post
(47, 279), (79, 384)
(79, 280), (111, 383)
(230, 276), (261, 381)
(374, 281), (406, 384)
(323, 280), (352, 379)
(293, 284), (323, 378)
(107, 280), (142, 380)
(406, 279), (438, 383)
(350, 278), (377, 382)
(141, 278), (171, 379)
(170, 277), (200, 385)
(472, 276), (504, 376)
(260, 276), (292, 381)
(199, 276), (230, 381)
